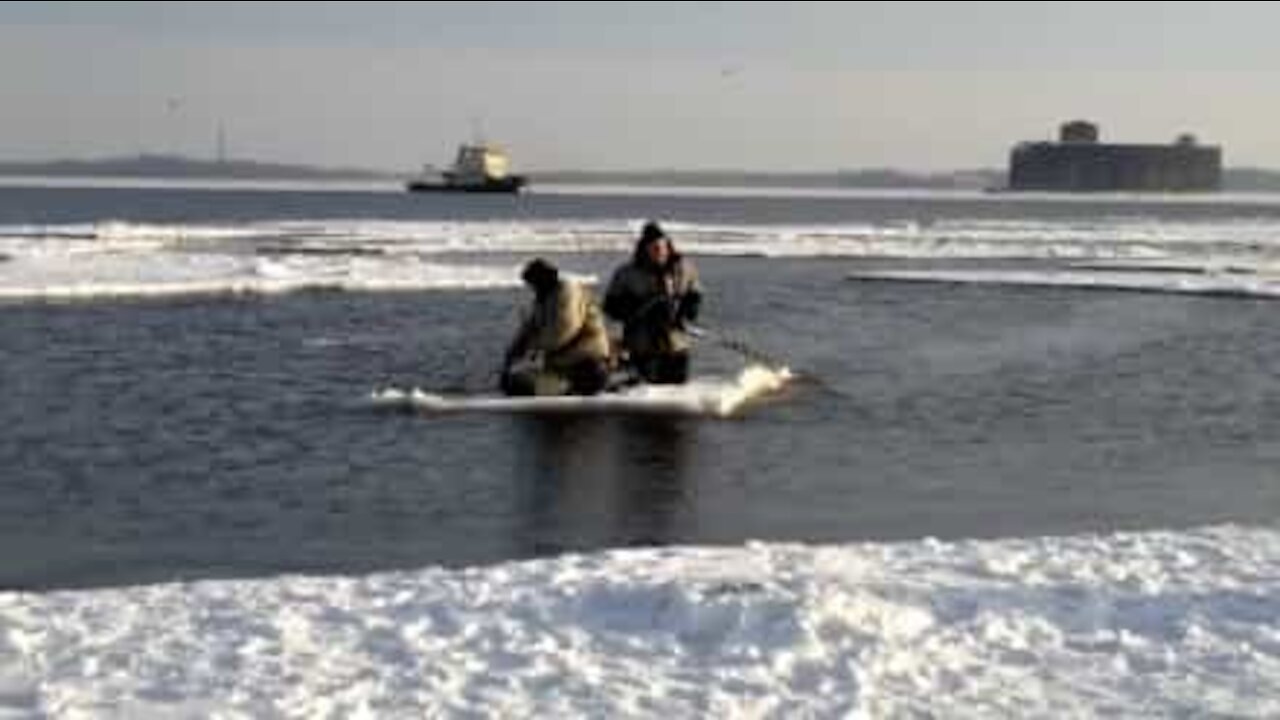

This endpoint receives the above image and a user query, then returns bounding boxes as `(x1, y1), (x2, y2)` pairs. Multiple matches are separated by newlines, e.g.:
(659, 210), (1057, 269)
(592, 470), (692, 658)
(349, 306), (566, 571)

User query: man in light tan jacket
(502, 258), (612, 396)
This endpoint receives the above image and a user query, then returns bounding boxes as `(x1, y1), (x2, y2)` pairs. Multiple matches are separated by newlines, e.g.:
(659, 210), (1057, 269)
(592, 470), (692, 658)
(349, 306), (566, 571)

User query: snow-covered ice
(3, 525), (1278, 718)
(4, 214), (1280, 302)
(372, 365), (794, 418)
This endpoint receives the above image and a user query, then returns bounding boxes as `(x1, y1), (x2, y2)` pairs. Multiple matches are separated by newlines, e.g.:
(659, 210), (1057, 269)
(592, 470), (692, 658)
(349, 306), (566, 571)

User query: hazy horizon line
(3, 153), (1280, 178)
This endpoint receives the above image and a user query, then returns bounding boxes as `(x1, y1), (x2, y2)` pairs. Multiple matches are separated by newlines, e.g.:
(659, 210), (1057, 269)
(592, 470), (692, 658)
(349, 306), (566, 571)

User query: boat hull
(405, 175), (528, 194)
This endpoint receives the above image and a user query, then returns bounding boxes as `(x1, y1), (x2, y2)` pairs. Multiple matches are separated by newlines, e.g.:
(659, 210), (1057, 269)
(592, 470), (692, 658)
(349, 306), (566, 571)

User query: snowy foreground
(3, 526), (1280, 718)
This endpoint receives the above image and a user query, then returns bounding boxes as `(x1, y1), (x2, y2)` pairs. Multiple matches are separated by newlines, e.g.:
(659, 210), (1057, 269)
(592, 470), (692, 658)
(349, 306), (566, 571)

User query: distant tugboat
(406, 144), (528, 194)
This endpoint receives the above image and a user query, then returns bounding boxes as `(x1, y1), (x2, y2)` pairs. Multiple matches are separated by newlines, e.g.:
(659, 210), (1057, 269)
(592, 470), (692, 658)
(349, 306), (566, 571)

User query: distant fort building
(1008, 121), (1222, 192)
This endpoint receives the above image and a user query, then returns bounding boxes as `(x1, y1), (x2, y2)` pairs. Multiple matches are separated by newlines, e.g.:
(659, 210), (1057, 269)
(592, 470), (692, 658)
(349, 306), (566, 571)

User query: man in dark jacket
(603, 221), (703, 384)
(502, 258), (612, 396)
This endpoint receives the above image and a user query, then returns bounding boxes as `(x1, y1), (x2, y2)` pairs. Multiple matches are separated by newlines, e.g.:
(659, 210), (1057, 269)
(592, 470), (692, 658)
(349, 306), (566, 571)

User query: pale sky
(1, 1), (1277, 171)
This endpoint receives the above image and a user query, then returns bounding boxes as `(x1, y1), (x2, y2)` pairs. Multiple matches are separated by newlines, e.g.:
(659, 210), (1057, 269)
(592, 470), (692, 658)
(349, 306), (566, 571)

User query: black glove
(641, 296), (677, 325)
(677, 291), (702, 323)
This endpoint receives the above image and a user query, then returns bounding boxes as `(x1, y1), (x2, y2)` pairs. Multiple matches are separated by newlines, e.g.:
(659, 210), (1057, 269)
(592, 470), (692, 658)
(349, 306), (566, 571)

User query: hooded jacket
(603, 235), (702, 357)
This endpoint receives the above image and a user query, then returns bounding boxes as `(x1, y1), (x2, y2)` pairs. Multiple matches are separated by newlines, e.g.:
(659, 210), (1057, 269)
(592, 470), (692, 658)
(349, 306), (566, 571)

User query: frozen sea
(2, 179), (1279, 716)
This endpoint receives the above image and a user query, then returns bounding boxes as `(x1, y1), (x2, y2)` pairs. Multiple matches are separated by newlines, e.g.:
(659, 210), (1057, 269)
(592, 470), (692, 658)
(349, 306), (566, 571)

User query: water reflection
(512, 415), (696, 558)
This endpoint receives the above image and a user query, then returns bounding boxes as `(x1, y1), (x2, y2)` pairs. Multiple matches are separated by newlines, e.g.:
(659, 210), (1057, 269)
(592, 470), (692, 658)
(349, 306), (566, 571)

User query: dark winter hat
(639, 220), (666, 244)
(520, 257), (559, 288)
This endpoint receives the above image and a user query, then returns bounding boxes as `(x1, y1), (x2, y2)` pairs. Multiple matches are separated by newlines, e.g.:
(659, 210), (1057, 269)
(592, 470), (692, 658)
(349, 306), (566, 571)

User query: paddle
(686, 323), (852, 400)
(684, 323), (786, 368)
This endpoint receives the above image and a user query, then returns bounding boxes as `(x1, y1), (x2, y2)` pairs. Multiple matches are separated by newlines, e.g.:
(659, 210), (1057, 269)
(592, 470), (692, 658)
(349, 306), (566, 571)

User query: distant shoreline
(3, 155), (1280, 192)
(0, 155), (399, 182)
